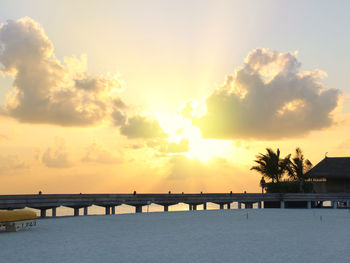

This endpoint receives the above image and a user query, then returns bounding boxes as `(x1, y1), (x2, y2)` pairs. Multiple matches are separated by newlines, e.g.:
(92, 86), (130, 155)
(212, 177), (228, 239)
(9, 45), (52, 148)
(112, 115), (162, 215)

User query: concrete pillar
(193, 204), (197, 211)
(105, 206), (110, 215)
(203, 203), (207, 210)
(258, 201), (262, 209)
(189, 204), (192, 211)
(347, 200), (350, 208)
(238, 202), (242, 209)
(135, 205), (142, 213)
(40, 208), (46, 218)
(84, 207), (88, 216)
(111, 206), (115, 215)
(227, 203), (231, 209)
(52, 207), (56, 217)
(281, 201), (285, 209)
(307, 201), (312, 209)
(74, 207), (79, 216)
(219, 204), (224, 210)
(164, 205), (169, 212)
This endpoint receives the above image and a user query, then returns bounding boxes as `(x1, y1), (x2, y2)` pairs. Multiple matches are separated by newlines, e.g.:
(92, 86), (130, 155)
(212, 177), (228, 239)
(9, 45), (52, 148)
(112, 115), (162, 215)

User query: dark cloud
(189, 48), (341, 140)
(0, 17), (126, 126)
(120, 115), (168, 139)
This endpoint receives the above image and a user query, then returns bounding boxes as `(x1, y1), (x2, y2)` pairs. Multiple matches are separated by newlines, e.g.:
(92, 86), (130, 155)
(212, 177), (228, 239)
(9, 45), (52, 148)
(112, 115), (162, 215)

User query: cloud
(120, 115), (168, 139)
(0, 154), (28, 174)
(0, 17), (126, 126)
(42, 138), (71, 168)
(81, 143), (122, 164)
(147, 138), (189, 154)
(188, 48), (341, 140)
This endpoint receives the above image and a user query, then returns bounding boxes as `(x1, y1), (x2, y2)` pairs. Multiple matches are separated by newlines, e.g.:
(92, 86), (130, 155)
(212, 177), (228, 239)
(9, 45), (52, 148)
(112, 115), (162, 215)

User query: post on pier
(84, 207), (88, 216)
(52, 207), (57, 217)
(238, 202), (242, 209)
(280, 201), (285, 209)
(74, 207), (80, 216)
(193, 204), (197, 210)
(307, 201), (312, 209)
(164, 205), (169, 212)
(111, 206), (115, 215)
(40, 208), (47, 218)
(203, 203), (207, 210)
(219, 203), (224, 210)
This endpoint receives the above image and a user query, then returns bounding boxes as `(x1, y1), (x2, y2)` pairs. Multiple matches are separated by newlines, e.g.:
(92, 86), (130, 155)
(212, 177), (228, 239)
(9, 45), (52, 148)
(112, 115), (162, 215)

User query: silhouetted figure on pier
(133, 191), (136, 195)
(260, 177), (266, 194)
(38, 191), (42, 195)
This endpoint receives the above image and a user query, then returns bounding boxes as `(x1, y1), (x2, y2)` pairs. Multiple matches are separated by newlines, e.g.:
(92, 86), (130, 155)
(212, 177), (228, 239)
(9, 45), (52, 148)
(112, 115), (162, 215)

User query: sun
(158, 114), (233, 161)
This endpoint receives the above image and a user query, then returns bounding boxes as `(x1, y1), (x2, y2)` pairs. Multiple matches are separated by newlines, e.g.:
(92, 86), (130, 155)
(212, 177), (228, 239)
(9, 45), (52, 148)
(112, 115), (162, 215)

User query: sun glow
(158, 115), (233, 161)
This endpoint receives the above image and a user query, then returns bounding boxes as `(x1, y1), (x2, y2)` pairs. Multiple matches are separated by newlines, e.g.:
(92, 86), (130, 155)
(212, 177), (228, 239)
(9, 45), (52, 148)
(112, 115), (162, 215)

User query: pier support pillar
(40, 208), (46, 218)
(347, 200), (350, 208)
(220, 204), (224, 210)
(258, 201), (262, 209)
(84, 207), (88, 216)
(307, 201), (312, 209)
(135, 205), (142, 213)
(52, 207), (56, 217)
(189, 204), (192, 211)
(332, 201), (337, 209)
(74, 207), (79, 216)
(238, 202), (242, 209)
(164, 205), (169, 212)
(105, 206), (111, 215)
(111, 206), (115, 215)
(281, 201), (285, 209)
(203, 203), (207, 210)
(227, 203), (231, 209)
(193, 204), (197, 210)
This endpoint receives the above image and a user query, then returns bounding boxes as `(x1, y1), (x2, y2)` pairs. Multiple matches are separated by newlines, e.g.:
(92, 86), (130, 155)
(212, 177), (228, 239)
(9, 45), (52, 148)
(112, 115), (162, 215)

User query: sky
(0, 0), (350, 194)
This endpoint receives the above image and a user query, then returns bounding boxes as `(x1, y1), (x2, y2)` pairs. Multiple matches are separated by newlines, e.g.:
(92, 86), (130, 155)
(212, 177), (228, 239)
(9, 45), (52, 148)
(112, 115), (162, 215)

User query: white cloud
(190, 48), (340, 140)
(0, 17), (126, 126)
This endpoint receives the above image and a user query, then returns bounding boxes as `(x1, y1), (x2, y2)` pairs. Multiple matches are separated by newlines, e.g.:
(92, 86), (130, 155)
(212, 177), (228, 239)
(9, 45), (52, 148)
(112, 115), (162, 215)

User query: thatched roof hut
(308, 157), (350, 179)
(308, 157), (350, 192)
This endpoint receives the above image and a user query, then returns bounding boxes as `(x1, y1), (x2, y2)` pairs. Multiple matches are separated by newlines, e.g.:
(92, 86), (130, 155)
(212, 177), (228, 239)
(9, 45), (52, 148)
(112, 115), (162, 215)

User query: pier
(1, 193), (350, 218)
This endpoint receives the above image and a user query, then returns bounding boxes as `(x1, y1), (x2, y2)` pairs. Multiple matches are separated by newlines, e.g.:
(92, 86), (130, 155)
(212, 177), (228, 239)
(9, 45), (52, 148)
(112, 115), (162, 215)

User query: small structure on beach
(308, 157), (350, 193)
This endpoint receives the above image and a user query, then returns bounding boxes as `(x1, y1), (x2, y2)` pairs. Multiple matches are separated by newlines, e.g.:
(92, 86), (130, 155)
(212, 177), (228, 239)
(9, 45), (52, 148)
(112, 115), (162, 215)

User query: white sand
(1, 209), (350, 263)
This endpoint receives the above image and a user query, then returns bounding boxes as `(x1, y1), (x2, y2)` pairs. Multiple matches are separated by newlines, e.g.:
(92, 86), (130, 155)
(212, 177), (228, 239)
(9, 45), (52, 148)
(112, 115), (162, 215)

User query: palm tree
(251, 148), (291, 183)
(287, 147), (312, 182)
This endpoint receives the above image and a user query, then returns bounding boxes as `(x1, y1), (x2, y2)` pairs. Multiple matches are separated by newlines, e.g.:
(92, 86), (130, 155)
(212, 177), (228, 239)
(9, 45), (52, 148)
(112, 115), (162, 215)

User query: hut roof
(308, 157), (350, 179)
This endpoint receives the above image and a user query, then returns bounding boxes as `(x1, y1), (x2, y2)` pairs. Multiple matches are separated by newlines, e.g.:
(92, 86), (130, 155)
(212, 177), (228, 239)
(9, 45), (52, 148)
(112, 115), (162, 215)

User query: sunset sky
(0, 0), (350, 194)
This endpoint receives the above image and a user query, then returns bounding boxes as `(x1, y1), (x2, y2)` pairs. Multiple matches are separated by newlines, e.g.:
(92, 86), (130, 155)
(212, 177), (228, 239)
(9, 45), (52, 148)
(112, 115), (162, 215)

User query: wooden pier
(1, 193), (350, 218)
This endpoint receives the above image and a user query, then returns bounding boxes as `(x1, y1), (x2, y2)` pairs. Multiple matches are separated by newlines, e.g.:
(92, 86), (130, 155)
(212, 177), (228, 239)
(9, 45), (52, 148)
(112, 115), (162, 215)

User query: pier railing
(1, 193), (350, 217)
